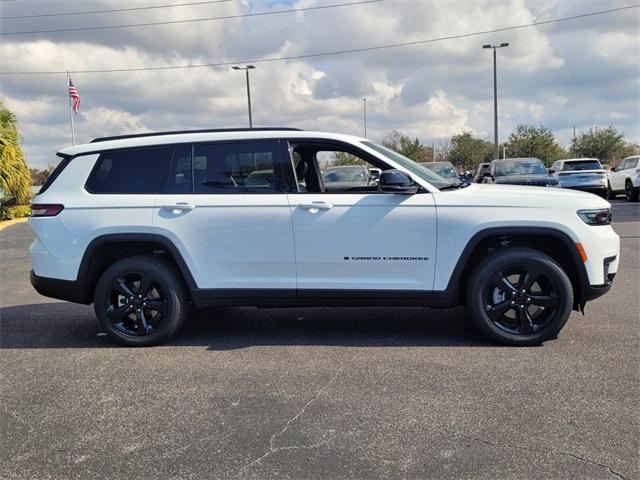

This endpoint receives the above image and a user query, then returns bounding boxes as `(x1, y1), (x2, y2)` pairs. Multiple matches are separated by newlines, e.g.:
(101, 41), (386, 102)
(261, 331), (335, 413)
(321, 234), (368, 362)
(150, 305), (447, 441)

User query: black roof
(90, 127), (302, 143)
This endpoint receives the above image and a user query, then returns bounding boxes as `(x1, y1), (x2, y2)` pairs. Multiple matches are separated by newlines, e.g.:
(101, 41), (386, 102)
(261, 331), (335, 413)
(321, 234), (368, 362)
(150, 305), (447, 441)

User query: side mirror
(548, 168), (555, 174)
(380, 169), (418, 193)
(483, 171), (493, 178)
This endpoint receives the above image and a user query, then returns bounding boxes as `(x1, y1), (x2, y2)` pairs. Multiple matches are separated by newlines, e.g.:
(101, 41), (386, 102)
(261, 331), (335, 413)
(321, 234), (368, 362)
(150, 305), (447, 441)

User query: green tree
(0, 101), (31, 204)
(572, 126), (628, 164)
(381, 130), (428, 162)
(30, 166), (55, 186)
(328, 151), (365, 167)
(446, 132), (493, 168)
(504, 124), (566, 165)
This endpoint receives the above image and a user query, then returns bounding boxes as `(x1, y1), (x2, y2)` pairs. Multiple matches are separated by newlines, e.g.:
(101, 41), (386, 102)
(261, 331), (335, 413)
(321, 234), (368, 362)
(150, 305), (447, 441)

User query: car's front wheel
(467, 248), (573, 346)
(94, 256), (189, 346)
(625, 180), (639, 202)
(606, 181), (615, 200)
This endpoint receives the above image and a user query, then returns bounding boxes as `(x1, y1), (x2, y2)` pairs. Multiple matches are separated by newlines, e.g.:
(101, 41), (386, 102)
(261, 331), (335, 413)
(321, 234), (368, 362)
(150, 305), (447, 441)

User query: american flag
(68, 78), (80, 113)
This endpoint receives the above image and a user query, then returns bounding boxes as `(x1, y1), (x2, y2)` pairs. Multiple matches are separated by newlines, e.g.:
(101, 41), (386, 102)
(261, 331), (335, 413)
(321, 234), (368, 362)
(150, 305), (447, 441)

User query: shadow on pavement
(0, 302), (496, 349)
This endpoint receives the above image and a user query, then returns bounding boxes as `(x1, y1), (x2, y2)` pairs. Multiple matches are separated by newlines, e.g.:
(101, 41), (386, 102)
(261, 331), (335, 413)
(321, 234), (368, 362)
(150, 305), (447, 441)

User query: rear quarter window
(86, 147), (173, 194)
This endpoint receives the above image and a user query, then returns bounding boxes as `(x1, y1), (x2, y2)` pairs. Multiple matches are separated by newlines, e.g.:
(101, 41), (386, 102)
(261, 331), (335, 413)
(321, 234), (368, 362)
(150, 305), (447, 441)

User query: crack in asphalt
(457, 433), (628, 480)
(235, 366), (343, 478)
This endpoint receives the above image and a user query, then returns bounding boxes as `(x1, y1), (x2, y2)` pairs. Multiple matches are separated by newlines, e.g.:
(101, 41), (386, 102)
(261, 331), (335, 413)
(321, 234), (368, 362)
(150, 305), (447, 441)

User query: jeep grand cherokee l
(29, 128), (620, 346)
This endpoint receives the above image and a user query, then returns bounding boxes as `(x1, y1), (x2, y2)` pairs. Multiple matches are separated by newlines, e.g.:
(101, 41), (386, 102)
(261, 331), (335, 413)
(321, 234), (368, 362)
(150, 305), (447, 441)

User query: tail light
(30, 204), (64, 217)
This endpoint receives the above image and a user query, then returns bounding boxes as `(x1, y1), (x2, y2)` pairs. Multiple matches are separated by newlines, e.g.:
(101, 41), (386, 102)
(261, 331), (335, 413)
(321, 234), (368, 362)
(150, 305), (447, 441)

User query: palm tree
(0, 101), (31, 204)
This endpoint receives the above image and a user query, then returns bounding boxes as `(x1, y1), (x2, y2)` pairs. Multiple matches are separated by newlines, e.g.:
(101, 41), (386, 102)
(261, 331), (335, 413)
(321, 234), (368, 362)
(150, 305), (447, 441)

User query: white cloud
(0, 0), (638, 167)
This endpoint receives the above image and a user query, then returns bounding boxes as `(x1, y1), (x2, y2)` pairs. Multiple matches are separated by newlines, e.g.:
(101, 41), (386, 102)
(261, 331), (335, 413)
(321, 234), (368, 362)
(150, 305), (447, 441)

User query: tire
(94, 255), (189, 346)
(606, 181), (615, 200)
(466, 248), (573, 346)
(625, 180), (639, 202)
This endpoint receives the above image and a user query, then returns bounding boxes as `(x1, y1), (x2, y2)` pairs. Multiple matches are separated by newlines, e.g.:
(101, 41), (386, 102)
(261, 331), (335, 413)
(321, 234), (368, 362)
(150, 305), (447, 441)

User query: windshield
(424, 163), (458, 179)
(495, 160), (547, 177)
(362, 141), (452, 189)
(323, 168), (367, 183)
(562, 160), (601, 171)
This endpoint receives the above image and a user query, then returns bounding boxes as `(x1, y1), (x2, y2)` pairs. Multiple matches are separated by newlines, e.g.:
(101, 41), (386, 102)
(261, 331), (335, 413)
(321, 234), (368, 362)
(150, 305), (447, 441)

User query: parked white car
(549, 158), (608, 198)
(608, 155), (640, 201)
(29, 128), (619, 346)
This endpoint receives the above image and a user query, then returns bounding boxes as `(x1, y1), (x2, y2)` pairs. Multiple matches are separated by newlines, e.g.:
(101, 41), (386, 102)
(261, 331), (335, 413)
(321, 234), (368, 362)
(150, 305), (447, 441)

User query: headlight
(577, 208), (611, 225)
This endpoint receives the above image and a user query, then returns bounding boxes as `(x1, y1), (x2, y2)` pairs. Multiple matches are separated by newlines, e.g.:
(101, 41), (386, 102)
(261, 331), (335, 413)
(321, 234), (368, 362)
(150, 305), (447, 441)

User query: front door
(287, 142), (437, 294)
(610, 158), (628, 191)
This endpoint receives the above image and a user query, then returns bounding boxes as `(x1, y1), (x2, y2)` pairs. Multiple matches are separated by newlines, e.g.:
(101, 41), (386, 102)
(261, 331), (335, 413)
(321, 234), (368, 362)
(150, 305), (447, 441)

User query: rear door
(153, 140), (297, 292)
(286, 142), (437, 294)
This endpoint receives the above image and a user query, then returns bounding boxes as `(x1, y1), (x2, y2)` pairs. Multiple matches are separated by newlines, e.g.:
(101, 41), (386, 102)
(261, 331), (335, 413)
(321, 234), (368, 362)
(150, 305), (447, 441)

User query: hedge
(0, 205), (31, 220)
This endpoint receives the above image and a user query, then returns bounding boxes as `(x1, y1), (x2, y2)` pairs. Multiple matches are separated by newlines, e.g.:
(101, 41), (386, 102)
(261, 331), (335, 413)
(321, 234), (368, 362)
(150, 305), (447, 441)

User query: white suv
(608, 155), (640, 202)
(29, 128), (620, 346)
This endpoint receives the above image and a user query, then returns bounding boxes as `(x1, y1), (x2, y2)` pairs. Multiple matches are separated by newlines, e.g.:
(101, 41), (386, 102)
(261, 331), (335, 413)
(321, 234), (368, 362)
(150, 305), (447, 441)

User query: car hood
(494, 174), (558, 185)
(435, 182), (610, 209)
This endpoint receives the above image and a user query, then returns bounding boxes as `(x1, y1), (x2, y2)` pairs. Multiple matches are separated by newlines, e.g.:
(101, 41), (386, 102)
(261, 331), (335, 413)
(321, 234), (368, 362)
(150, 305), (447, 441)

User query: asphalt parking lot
(1, 200), (638, 480)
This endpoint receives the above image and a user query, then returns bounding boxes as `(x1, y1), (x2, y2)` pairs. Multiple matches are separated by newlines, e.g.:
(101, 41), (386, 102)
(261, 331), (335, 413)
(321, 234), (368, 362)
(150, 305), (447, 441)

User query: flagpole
(67, 71), (76, 145)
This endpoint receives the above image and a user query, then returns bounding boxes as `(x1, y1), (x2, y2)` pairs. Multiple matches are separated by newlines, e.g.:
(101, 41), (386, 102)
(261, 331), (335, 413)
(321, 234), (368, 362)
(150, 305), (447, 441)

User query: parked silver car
(419, 161), (461, 186)
(549, 158), (608, 198)
(322, 165), (376, 191)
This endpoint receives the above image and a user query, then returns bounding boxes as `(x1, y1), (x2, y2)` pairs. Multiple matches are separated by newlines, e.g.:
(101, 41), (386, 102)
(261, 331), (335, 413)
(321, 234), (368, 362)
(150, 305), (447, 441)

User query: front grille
(603, 256), (617, 284)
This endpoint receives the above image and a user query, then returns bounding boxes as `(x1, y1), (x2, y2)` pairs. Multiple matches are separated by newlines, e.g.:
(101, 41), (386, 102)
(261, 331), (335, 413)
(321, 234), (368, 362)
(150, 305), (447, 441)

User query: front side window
(193, 141), (289, 193)
(86, 147), (173, 194)
(626, 158), (638, 169)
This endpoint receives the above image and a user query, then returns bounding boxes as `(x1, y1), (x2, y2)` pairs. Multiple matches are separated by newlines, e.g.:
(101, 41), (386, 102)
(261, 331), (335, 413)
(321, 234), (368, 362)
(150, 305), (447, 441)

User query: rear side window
(166, 145), (193, 194)
(86, 147), (173, 194)
(192, 141), (290, 193)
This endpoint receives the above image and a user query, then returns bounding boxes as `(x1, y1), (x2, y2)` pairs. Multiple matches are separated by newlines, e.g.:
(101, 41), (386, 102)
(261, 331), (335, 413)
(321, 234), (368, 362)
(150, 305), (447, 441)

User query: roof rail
(90, 127), (302, 143)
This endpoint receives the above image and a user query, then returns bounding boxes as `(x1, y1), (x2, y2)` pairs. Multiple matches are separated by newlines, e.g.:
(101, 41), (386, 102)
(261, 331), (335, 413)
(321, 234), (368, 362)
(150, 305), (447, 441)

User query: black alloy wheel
(467, 248), (573, 346)
(105, 272), (167, 336)
(94, 256), (189, 346)
(605, 182), (615, 200)
(626, 181), (639, 202)
(484, 264), (560, 335)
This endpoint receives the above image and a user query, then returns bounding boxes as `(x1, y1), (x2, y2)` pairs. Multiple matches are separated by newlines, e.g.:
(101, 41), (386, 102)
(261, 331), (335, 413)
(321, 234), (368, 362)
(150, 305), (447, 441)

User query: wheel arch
(77, 233), (197, 303)
(446, 227), (589, 311)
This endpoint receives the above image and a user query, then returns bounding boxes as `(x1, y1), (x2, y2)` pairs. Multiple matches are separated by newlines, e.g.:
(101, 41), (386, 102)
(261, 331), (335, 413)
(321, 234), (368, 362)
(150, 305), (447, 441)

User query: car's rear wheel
(94, 256), (189, 346)
(467, 248), (573, 346)
(625, 180), (639, 202)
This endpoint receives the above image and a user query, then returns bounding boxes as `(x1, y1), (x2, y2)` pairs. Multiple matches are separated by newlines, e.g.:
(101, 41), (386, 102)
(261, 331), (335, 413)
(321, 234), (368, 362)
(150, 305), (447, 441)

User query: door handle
(298, 202), (333, 212)
(162, 202), (196, 213)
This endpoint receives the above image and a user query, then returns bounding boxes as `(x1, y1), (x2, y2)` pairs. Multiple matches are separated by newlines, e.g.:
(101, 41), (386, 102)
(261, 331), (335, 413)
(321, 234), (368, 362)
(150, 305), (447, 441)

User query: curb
(0, 217), (28, 232)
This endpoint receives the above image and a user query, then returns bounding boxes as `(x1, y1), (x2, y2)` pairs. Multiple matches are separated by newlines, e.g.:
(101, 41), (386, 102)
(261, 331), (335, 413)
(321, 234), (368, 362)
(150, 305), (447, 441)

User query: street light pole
(232, 65), (255, 128)
(363, 98), (367, 137)
(483, 43), (509, 159)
